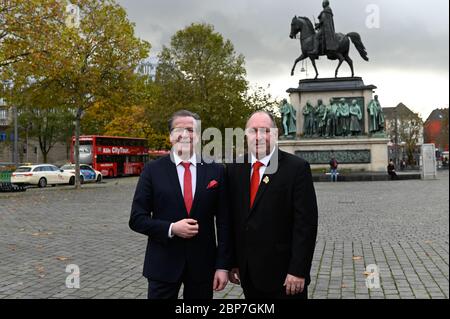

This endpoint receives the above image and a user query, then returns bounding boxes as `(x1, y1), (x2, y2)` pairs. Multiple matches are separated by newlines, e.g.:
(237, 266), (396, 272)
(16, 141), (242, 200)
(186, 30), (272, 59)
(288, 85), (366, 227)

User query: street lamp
(13, 104), (18, 166)
(394, 109), (399, 167)
(300, 60), (308, 78)
(65, 2), (82, 188)
(3, 80), (18, 166)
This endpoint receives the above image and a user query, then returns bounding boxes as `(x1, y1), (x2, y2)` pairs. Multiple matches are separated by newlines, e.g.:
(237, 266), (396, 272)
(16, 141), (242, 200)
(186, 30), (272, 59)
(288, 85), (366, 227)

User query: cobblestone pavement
(0, 171), (448, 299)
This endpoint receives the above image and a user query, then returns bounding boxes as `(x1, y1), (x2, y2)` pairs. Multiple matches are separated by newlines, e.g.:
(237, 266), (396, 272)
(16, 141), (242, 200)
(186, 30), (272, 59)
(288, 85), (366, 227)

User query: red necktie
(182, 162), (193, 215)
(250, 161), (264, 208)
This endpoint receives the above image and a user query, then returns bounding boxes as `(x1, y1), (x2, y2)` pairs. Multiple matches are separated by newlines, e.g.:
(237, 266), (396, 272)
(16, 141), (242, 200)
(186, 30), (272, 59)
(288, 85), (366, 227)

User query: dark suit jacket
(226, 149), (318, 292)
(129, 154), (231, 283)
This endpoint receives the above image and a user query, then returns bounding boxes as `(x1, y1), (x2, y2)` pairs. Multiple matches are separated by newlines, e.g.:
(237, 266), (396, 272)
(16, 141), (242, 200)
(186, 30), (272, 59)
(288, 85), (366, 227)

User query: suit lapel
(249, 173), (270, 213)
(242, 162), (252, 220)
(165, 154), (187, 215)
(246, 149), (284, 219)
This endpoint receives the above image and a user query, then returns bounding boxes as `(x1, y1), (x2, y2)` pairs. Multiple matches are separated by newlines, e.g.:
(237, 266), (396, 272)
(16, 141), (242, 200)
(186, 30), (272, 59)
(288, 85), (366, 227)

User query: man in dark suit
(227, 111), (318, 299)
(129, 110), (231, 299)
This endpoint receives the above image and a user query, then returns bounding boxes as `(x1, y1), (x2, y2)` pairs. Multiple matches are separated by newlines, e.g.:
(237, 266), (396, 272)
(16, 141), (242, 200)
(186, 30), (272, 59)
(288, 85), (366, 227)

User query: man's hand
(213, 270), (228, 291)
(171, 219), (198, 238)
(228, 268), (240, 285)
(283, 274), (305, 295)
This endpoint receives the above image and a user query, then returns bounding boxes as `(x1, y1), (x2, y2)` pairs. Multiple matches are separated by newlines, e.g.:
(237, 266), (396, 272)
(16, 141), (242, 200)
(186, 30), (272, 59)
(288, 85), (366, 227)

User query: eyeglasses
(245, 128), (274, 136)
(170, 127), (195, 135)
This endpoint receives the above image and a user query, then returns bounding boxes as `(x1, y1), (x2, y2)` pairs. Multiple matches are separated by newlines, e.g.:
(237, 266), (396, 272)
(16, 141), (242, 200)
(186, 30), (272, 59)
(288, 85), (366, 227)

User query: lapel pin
(263, 176), (269, 184)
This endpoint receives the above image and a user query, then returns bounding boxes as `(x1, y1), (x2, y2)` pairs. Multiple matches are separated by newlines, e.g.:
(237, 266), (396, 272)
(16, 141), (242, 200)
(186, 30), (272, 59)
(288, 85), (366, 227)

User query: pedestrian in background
(329, 157), (338, 182)
(387, 159), (398, 180)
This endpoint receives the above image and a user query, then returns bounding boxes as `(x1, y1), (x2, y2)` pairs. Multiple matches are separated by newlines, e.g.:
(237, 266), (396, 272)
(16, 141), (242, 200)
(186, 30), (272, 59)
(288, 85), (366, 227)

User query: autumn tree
(103, 104), (170, 150)
(80, 22), (278, 154)
(2, 0), (150, 187)
(0, 0), (62, 69)
(153, 23), (275, 134)
(387, 110), (423, 165)
(81, 71), (170, 149)
(245, 84), (281, 125)
(0, 1), (65, 164)
(53, 0), (150, 187)
(11, 80), (75, 163)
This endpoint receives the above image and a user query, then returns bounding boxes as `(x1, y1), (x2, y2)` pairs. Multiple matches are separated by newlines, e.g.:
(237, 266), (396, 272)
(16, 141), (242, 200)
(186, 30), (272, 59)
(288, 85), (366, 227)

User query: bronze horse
(289, 16), (369, 78)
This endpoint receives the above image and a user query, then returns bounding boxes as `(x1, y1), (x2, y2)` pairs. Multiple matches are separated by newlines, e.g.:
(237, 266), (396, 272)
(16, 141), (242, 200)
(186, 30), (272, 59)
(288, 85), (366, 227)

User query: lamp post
(65, 2), (82, 188)
(13, 105), (18, 166)
(4, 80), (18, 166)
(394, 109), (399, 167)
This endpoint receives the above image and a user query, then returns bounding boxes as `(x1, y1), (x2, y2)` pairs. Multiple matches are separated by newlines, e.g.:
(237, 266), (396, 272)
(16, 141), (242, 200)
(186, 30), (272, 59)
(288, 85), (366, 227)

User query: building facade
(0, 99), (69, 165)
(382, 103), (423, 166)
(423, 108), (449, 153)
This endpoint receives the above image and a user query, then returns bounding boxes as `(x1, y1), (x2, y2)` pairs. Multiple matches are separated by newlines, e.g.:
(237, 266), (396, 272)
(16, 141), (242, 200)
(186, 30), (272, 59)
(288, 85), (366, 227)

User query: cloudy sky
(117, 0), (449, 120)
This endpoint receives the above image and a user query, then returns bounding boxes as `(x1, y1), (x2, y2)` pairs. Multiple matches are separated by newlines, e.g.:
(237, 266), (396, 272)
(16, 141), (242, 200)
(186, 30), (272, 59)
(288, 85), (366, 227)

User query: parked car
(60, 164), (102, 183)
(11, 164), (75, 188)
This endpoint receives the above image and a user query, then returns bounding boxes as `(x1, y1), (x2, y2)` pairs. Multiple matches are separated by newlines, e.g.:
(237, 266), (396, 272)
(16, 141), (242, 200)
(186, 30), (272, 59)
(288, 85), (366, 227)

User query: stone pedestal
(278, 137), (389, 172)
(287, 77), (377, 136)
(282, 77), (389, 172)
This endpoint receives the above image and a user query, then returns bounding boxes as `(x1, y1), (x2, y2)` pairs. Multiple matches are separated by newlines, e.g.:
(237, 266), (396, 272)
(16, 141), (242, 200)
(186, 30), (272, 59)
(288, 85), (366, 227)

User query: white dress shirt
(250, 147), (277, 183)
(168, 153), (197, 238)
(169, 153), (229, 273)
(173, 153), (197, 197)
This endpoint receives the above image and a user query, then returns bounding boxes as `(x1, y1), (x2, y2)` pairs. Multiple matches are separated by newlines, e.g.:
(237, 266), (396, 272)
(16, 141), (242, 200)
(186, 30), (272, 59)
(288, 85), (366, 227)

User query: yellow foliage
(104, 105), (170, 149)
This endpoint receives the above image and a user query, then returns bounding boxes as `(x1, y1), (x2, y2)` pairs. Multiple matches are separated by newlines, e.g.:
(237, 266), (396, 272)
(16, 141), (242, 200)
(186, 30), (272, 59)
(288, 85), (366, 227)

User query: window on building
(0, 109), (8, 120)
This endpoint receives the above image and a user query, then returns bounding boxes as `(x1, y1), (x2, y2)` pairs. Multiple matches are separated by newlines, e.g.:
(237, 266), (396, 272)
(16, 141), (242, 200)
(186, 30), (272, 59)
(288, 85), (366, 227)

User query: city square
(0, 0), (448, 303)
(0, 172), (448, 299)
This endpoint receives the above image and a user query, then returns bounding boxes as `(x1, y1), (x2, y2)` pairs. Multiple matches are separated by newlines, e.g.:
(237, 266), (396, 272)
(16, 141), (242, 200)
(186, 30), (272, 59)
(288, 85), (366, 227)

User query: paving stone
(1, 171), (448, 299)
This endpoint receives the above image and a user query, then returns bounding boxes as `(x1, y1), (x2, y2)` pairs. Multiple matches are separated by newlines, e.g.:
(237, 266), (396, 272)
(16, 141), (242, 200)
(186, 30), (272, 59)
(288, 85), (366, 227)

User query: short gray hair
(168, 110), (200, 131)
(245, 110), (277, 129)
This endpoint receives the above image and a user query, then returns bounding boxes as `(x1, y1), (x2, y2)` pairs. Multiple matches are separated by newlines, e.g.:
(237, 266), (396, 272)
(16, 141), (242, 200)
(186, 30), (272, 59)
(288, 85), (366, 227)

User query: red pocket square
(207, 180), (219, 189)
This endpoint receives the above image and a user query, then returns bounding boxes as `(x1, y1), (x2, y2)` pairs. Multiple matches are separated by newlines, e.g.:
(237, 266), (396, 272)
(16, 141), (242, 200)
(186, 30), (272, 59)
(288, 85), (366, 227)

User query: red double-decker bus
(71, 135), (149, 177)
(148, 149), (170, 159)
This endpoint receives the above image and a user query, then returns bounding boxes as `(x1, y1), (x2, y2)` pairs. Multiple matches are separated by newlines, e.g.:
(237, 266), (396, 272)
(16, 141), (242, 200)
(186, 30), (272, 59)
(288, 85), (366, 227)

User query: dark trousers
(388, 171), (398, 180)
(147, 267), (213, 299)
(241, 270), (308, 300)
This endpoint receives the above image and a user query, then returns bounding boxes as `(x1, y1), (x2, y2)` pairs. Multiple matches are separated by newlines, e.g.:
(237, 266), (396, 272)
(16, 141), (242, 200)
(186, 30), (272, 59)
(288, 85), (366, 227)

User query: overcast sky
(117, 0), (449, 120)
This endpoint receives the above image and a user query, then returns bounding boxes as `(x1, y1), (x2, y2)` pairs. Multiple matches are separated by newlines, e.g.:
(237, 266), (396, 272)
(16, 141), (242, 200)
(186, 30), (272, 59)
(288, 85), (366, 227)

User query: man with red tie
(227, 111), (318, 299)
(129, 110), (231, 299)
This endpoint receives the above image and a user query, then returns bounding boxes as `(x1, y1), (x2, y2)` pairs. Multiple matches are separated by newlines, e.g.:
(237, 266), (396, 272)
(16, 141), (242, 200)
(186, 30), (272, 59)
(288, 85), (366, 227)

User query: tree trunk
(74, 107), (82, 189)
(42, 151), (48, 163)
